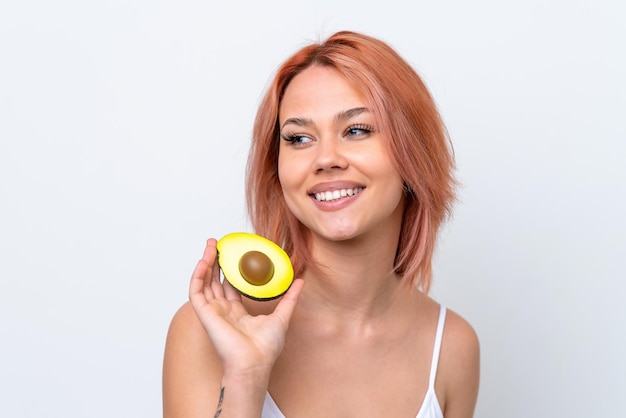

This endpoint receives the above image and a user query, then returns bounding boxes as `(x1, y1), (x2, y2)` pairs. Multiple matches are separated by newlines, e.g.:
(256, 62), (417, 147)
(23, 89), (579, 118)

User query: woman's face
(277, 65), (405, 243)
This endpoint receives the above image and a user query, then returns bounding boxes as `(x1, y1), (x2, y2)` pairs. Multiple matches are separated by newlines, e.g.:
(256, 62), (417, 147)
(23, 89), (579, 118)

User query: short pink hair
(246, 31), (456, 292)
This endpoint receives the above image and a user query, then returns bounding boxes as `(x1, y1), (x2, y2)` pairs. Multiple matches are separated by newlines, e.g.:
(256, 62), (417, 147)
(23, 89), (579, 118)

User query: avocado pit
(238, 250), (275, 286)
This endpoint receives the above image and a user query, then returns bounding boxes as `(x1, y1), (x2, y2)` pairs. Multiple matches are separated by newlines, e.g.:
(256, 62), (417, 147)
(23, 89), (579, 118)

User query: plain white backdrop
(1, 1), (624, 416)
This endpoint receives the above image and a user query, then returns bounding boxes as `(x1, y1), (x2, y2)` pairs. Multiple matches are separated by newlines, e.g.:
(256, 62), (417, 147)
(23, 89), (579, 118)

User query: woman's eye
(345, 124), (373, 137)
(281, 133), (312, 145)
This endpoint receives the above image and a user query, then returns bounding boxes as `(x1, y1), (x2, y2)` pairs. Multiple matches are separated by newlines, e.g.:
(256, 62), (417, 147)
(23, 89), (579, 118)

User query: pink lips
(307, 181), (365, 195)
(307, 181), (365, 211)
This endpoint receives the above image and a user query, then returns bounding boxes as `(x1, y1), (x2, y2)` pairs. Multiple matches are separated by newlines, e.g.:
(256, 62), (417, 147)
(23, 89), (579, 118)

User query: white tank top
(262, 305), (447, 418)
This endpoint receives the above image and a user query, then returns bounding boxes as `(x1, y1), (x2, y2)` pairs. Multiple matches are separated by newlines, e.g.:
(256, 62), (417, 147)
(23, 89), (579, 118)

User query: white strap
(428, 304), (447, 389)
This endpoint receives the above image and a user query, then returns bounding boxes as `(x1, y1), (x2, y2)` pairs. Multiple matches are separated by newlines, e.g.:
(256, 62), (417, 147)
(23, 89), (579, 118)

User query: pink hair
(246, 31), (456, 292)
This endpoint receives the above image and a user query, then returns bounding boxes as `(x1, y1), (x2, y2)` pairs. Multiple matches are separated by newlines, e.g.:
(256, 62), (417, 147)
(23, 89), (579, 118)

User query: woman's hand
(188, 238), (304, 381)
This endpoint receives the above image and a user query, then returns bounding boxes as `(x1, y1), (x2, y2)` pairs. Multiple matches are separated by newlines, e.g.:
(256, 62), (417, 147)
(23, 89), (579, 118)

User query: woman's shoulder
(441, 307), (479, 355)
(167, 301), (200, 332)
(163, 302), (223, 416)
(164, 301), (222, 366)
(437, 306), (480, 417)
(165, 301), (215, 352)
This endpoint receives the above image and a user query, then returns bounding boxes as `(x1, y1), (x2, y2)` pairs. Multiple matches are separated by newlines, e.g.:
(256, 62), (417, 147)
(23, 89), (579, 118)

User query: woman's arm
(163, 301), (225, 417)
(163, 239), (304, 418)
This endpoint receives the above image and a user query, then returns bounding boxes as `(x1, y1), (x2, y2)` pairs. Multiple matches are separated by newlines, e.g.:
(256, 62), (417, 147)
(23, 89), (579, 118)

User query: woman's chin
(312, 227), (361, 243)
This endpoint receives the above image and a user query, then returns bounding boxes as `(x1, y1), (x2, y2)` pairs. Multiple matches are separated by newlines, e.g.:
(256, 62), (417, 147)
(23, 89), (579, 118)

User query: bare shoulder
(163, 302), (223, 417)
(441, 309), (480, 366)
(438, 308), (480, 418)
(164, 301), (218, 360)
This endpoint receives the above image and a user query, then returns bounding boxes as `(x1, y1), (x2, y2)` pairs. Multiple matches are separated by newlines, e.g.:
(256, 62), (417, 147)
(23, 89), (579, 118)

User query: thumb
(272, 278), (304, 328)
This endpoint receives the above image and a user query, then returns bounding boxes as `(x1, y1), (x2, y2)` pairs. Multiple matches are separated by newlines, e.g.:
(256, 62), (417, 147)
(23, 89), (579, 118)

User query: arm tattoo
(214, 386), (225, 418)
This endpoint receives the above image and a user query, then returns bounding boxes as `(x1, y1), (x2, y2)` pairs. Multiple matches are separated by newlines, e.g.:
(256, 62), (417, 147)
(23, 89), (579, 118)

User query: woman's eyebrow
(281, 107), (370, 129)
(281, 117), (313, 129)
(334, 107), (370, 122)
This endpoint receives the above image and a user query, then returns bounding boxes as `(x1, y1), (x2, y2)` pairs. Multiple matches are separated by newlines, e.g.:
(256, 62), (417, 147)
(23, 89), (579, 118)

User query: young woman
(163, 31), (480, 418)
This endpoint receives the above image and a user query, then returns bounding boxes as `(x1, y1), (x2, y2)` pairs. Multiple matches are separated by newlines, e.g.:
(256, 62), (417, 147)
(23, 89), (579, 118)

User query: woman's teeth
(314, 187), (363, 202)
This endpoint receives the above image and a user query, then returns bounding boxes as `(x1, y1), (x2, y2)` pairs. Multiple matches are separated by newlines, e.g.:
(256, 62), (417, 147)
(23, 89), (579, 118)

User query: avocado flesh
(217, 232), (294, 300)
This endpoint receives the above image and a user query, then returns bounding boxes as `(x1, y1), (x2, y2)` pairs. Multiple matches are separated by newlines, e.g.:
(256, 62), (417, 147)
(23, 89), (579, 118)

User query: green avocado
(216, 232), (294, 301)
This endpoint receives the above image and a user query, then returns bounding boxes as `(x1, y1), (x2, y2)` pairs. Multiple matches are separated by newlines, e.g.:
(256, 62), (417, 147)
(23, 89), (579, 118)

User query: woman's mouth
(313, 187), (364, 202)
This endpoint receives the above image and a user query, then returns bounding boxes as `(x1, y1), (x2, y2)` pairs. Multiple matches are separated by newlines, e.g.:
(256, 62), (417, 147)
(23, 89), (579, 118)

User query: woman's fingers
(189, 258), (214, 305)
(190, 239), (303, 341)
(190, 238), (221, 305)
(207, 251), (225, 300)
(197, 238), (227, 300)
(272, 278), (304, 327)
(223, 278), (243, 302)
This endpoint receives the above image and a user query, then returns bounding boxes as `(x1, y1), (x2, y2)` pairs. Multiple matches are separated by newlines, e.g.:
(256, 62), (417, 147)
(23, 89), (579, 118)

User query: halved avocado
(216, 232), (294, 301)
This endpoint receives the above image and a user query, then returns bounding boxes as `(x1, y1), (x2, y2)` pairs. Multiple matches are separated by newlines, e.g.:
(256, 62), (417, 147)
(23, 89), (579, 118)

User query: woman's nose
(312, 138), (349, 173)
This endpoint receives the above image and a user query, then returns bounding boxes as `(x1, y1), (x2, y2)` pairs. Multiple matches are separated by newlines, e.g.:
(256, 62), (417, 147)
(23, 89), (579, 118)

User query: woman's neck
(296, 233), (415, 331)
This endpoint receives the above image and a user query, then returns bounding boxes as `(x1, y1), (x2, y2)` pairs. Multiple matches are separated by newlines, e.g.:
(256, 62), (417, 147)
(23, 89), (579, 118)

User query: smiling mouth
(313, 187), (364, 202)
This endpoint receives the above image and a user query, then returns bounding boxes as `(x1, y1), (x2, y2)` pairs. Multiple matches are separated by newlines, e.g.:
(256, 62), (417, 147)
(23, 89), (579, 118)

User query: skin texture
(163, 66), (480, 418)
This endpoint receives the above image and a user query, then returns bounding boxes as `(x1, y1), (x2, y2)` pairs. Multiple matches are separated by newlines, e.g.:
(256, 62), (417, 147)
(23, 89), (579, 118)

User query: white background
(1, 1), (624, 416)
